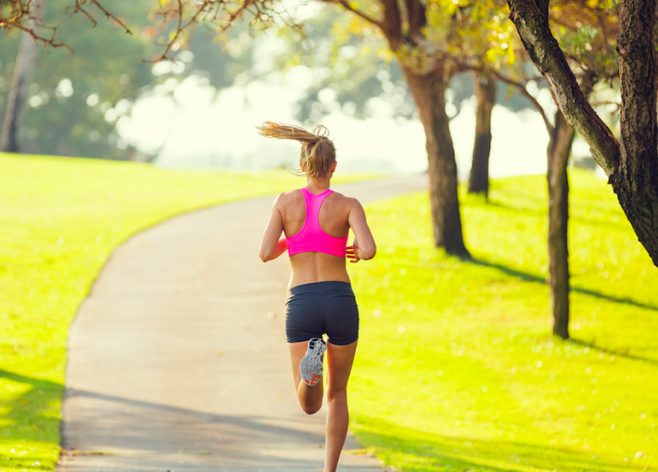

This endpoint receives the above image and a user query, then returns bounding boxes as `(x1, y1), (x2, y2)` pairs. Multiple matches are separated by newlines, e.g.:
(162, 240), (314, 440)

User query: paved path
(57, 176), (427, 472)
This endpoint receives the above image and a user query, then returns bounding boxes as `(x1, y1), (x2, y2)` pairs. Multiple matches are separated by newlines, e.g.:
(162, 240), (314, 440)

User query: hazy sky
(118, 69), (599, 179)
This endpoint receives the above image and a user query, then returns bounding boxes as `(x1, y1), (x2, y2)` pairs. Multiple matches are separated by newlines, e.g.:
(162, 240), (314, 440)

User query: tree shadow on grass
(0, 368), (64, 470)
(466, 258), (658, 366)
(482, 198), (628, 232)
(354, 417), (653, 472)
(567, 338), (658, 367)
(470, 258), (658, 313)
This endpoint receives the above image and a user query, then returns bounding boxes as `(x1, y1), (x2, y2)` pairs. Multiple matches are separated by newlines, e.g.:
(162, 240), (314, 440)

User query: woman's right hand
(347, 199), (376, 261)
(347, 240), (361, 264)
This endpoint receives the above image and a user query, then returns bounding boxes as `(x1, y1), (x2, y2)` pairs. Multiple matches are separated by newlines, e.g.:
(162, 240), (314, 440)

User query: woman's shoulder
(273, 189), (303, 210)
(327, 191), (362, 211)
(274, 188), (302, 201)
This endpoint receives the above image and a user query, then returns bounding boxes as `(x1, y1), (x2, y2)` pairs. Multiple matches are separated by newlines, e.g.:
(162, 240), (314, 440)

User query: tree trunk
(614, 0), (658, 266)
(402, 65), (470, 257)
(468, 69), (496, 197)
(547, 110), (575, 339)
(1, 16), (39, 152)
(508, 0), (658, 268)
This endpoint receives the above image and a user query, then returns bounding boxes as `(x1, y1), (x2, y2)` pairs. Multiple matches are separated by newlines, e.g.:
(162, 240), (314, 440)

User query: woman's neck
(306, 175), (331, 192)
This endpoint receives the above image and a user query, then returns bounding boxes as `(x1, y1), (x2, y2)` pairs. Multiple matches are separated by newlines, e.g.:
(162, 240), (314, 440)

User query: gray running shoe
(300, 338), (326, 387)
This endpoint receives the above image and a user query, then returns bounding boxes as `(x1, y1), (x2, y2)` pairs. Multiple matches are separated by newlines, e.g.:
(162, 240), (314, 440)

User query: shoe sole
(300, 338), (326, 387)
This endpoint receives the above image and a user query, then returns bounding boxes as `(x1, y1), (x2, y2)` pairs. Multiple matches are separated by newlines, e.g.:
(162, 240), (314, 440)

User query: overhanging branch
(507, 0), (620, 176)
(89, 0), (132, 34)
(380, 0), (402, 50)
(404, 0), (426, 42)
(323, 0), (384, 29)
(490, 68), (553, 135)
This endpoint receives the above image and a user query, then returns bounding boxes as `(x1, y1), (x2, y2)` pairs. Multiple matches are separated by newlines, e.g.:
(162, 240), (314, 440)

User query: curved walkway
(57, 176), (427, 472)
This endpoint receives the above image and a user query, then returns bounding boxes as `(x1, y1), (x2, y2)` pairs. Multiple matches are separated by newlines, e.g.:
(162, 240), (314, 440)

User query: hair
(257, 121), (336, 178)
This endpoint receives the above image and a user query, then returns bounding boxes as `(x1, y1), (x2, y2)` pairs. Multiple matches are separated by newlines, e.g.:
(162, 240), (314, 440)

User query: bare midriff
(289, 251), (351, 289)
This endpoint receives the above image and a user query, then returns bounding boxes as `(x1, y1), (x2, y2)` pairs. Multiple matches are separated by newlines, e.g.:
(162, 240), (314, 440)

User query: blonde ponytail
(257, 121), (336, 178)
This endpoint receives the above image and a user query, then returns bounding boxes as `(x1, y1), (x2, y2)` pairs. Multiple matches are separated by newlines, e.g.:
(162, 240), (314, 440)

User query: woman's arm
(259, 195), (288, 262)
(346, 199), (376, 263)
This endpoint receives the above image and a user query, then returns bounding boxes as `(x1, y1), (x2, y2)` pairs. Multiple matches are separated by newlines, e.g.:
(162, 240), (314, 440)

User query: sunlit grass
(0, 152), (369, 472)
(348, 169), (658, 472)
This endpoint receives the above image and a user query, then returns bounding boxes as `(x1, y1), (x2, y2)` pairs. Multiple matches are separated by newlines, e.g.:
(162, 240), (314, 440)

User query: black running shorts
(284, 281), (359, 346)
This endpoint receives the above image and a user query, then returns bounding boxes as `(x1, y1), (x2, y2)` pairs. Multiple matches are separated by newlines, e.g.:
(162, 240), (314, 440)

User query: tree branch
(90, 0), (132, 34)
(323, 0), (383, 29)
(68, 2), (97, 27)
(1, 0), (130, 49)
(148, 0), (290, 62)
(490, 69), (553, 135)
(16, 22), (71, 51)
(153, 0), (184, 62)
(66, 1), (131, 34)
(507, 0), (620, 177)
(379, 0), (402, 50)
(404, 0), (425, 42)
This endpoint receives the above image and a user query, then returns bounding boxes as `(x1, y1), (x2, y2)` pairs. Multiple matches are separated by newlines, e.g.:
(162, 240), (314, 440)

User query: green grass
(0, 152), (368, 472)
(348, 169), (658, 472)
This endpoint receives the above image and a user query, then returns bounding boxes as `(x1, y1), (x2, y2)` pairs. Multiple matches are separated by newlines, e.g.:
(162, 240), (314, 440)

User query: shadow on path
(0, 369), (328, 470)
(62, 387), (325, 448)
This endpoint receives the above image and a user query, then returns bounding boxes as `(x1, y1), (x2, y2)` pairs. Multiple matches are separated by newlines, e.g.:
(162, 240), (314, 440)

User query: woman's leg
(324, 340), (358, 472)
(288, 341), (324, 415)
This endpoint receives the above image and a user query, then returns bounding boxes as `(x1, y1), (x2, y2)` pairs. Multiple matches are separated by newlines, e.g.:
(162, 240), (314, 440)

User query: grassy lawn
(349, 169), (658, 472)
(0, 152), (366, 472)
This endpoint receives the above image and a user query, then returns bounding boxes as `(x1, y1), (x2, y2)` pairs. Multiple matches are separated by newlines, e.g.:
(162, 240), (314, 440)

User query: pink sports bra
(286, 188), (348, 258)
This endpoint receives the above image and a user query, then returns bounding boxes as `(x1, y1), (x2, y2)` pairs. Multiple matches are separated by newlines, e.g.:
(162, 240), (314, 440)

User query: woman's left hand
(347, 241), (361, 264)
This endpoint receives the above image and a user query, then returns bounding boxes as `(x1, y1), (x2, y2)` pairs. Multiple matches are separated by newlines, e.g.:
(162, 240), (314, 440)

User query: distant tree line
(0, 0), (256, 160)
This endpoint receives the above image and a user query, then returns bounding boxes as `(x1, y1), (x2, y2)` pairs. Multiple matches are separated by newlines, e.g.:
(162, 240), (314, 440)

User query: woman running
(257, 121), (376, 472)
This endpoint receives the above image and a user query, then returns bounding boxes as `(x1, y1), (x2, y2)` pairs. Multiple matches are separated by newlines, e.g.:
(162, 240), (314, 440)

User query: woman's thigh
(325, 340), (358, 395)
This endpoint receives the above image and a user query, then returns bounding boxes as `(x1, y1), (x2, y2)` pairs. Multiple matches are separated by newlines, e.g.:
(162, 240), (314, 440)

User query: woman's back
(278, 186), (354, 288)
